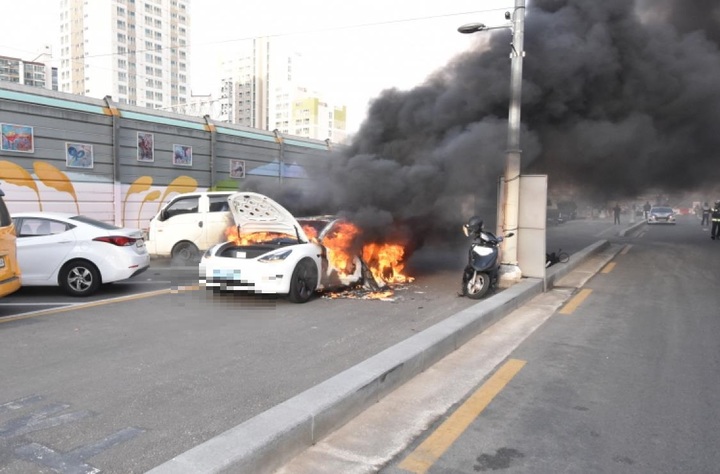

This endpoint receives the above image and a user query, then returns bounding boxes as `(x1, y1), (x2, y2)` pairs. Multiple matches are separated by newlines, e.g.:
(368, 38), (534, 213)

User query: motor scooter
(460, 216), (514, 299)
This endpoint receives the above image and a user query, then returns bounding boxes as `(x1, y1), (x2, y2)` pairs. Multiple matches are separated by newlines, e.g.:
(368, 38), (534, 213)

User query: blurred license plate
(0, 256), (4, 268)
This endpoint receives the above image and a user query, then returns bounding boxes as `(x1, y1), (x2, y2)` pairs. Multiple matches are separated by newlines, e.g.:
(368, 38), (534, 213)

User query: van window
(208, 195), (230, 212)
(165, 196), (199, 219)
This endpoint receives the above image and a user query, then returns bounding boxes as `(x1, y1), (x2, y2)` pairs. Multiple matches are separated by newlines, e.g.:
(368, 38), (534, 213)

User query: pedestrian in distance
(643, 201), (652, 220)
(701, 201), (711, 226)
(711, 201), (720, 240)
(613, 203), (621, 225)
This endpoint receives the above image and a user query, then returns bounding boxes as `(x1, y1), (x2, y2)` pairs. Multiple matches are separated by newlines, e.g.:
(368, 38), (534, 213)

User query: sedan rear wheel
(288, 258), (318, 303)
(59, 260), (101, 297)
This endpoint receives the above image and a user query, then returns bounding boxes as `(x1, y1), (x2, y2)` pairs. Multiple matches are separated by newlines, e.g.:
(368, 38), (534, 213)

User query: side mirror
(159, 209), (169, 221)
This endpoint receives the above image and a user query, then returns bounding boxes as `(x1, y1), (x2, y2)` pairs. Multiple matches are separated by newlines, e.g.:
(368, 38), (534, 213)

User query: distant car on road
(647, 206), (676, 225)
(11, 212), (150, 296)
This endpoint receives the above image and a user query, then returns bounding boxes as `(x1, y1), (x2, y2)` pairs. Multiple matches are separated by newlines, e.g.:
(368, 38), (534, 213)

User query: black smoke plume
(247, 0), (720, 253)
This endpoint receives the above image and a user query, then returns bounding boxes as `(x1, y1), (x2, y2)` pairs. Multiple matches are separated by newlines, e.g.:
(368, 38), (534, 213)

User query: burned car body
(199, 192), (364, 303)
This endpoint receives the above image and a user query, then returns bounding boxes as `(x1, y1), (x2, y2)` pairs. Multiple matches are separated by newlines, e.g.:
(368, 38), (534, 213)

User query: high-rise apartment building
(217, 37), (347, 143)
(0, 54), (58, 90)
(58, 0), (190, 109)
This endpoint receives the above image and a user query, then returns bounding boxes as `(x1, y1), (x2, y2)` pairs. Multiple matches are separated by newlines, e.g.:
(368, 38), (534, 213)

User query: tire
(558, 252), (570, 264)
(59, 260), (101, 297)
(288, 258), (318, 303)
(462, 270), (491, 299)
(171, 241), (200, 264)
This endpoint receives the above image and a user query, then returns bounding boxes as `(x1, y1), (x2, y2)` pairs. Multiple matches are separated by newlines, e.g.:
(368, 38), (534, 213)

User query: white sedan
(200, 192), (363, 303)
(12, 212), (150, 296)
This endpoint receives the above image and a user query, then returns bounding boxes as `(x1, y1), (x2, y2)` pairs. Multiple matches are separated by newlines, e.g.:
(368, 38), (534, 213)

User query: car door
(151, 195), (202, 254)
(202, 193), (233, 250)
(15, 217), (76, 284)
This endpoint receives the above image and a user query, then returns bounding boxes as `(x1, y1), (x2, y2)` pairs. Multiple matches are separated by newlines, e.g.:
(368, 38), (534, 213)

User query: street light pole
(458, 0), (526, 284)
(500, 0), (525, 283)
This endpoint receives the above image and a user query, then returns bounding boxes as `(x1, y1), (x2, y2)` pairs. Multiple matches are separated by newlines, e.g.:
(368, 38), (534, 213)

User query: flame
(322, 221), (361, 275)
(362, 242), (414, 285)
(224, 226), (294, 245)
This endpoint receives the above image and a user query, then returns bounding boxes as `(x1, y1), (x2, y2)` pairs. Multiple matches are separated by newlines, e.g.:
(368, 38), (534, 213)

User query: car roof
(12, 212), (79, 220)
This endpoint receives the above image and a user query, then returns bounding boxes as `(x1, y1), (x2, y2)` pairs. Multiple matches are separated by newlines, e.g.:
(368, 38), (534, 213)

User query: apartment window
(117, 6), (125, 15)
(117, 33), (126, 42)
(154, 32), (162, 40)
(146, 53), (154, 62)
(155, 68), (162, 77)
(145, 16), (152, 25)
(119, 85), (127, 94)
(118, 59), (127, 69)
(145, 41), (153, 49)
(154, 80), (162, 88)
(117, 20), (126, 29)
(118, 46), (127, 54)
(154, 19), (162, 28)
(118, 72), (127, 81)
(146, 91), (153, 99)
(154, 92), (162, 101)
(145, 28), (152, 36)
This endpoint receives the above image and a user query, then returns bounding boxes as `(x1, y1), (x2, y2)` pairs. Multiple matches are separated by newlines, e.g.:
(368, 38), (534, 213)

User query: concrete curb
(147, 240), (613, 474)
(618, 219), (646, 237)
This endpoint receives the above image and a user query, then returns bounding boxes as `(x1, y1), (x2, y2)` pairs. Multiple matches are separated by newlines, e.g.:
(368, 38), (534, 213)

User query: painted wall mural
(0, 160), (199, 230)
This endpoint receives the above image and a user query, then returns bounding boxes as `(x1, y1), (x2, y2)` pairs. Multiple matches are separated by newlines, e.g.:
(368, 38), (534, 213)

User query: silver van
(146, 192), (233, 263)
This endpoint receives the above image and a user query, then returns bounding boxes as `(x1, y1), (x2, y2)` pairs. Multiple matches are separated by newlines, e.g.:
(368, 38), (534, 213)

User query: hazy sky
(0, 0), (511, 133)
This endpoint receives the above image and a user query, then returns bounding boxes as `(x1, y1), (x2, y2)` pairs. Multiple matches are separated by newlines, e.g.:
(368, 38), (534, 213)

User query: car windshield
(70, 215), (121, 230)
(652, 207), (672, 213)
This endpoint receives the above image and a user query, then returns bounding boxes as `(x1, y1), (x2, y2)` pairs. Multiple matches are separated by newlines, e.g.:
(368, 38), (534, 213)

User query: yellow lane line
(601, 262), (616, 274)
(398, 358), (527, 474)
(620, 244), (632, 255)
(0, 288), (171, 324)
(559, 288), (593, 315)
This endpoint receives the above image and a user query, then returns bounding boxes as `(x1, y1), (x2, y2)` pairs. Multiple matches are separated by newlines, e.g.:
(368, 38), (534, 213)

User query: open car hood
(228, 192), (309, 242)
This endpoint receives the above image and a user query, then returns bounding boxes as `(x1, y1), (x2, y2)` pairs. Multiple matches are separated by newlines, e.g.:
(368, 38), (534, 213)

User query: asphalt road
(366, 214), (720, 473)
(0, 216), (635, 473)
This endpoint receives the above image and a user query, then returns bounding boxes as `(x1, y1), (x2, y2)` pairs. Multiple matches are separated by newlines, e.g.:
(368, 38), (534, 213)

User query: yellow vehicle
(0, 188), (21, 297)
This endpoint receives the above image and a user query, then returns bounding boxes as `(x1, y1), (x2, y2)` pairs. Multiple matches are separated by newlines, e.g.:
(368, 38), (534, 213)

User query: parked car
(557, 200), (578, 221)
(11, 212), (150, 296)
(0, 188), (21, 298)
(647, 206), (676, 224)
(200, 192), (364, 303)
(145, 191), (234, 263)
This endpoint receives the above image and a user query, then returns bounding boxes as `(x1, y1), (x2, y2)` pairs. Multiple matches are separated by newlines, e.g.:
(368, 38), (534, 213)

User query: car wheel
(463, 270), (490, 299)
(288, 258), (318, 303)
(171, 241), (200, 264)
(59, 260), (101, 297)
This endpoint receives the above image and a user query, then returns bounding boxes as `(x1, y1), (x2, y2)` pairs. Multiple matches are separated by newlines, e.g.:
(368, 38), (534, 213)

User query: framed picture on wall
(137, 132), (154, 162)
(230, 159), (245, 179)
(1, 123), (34, 153)
(65, 142), (94, 169)
(172, 144), (192, 166)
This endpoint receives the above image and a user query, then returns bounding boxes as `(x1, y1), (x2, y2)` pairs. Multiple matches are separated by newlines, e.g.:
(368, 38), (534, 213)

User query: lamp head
(458, 23), (486, 34)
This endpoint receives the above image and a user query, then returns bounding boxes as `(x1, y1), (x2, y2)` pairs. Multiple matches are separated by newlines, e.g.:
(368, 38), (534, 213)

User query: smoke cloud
(247, 0), (720, 250)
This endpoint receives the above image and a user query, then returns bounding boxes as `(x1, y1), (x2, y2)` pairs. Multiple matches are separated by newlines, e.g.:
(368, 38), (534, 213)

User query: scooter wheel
(463, 271), (491, 299)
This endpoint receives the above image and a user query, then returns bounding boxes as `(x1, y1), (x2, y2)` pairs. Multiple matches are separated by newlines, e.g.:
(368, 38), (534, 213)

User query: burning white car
(199, 192), (368, 303)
